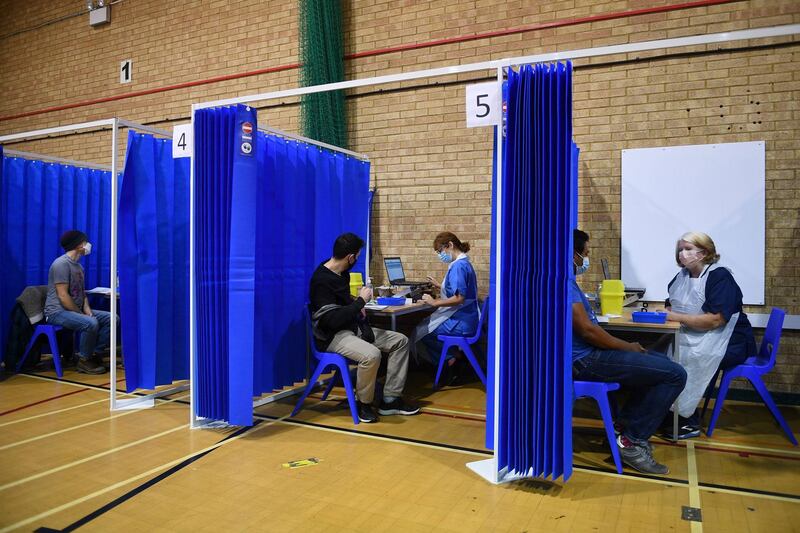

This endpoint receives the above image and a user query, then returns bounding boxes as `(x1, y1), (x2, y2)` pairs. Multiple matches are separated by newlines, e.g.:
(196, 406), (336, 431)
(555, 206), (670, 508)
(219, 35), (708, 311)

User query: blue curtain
(118, 131), (190, 392)
(496, 62), (575, 481)
(253, 135), (369, 396)
(1, 153), (111, 354)
(194, 106), (370, 426)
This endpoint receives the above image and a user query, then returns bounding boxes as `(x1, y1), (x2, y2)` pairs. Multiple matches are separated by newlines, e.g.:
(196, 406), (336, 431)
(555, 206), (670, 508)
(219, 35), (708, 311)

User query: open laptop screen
(384, 257), (405, 283)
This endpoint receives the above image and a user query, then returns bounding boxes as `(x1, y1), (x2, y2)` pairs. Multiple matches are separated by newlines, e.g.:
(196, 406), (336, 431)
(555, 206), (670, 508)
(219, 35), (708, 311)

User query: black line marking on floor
(699, 481), (800, 502)
(23, 373), (800, 503)
(34, 422), (258, 533)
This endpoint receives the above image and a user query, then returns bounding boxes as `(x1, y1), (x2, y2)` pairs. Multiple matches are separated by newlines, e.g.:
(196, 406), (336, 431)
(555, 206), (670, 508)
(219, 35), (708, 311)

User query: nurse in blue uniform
(662, 231), (756, 439)
(416, 231), (479, 382)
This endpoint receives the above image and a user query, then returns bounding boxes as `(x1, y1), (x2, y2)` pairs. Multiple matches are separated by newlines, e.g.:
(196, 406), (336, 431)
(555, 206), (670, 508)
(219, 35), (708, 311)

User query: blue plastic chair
(433, 297), (490, 389)
(291, 306), (360, 425)
(16, 324), (64, 378)
(574, 380), (623, 474)
(702, 308), (797, 445)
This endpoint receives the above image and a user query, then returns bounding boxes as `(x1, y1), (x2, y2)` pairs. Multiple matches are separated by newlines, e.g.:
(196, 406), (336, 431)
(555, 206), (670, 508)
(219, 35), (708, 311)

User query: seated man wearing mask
(45, 230), (115, 375)
(309, 233), (420, 424)
(571, 229), (687, 475)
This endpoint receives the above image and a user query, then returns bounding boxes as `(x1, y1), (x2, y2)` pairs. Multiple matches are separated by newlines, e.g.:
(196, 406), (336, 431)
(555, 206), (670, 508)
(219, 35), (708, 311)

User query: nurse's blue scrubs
(420, 258), (479, 365)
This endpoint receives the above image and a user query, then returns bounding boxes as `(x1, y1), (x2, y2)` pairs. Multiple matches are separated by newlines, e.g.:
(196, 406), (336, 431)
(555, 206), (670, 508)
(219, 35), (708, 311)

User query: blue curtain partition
(118, 131), (190, 392)
(1, 152), (111, 355)
(493, 62), (576, 481)
(194, 105), (370, 426)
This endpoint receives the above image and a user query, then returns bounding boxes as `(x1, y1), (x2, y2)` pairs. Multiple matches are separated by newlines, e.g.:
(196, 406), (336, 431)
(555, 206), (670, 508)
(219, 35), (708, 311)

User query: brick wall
(0, 0), (798, 393)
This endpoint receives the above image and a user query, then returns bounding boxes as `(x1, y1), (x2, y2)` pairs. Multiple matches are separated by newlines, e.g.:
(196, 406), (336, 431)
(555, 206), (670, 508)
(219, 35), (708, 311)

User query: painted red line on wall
(0, 0), (741, 123)
(0, 387), (89, 416)
(346, 0), (742, 60)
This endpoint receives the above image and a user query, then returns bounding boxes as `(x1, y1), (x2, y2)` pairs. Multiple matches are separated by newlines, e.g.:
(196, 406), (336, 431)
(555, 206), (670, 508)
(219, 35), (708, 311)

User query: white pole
(492, 65), (504, 483)
(109, 118), (119, 410)
(189, 105), (198, 428)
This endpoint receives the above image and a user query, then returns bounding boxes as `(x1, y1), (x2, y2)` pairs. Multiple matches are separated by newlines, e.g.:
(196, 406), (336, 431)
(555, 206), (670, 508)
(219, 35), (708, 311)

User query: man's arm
(311, 282), (366, 333)
(83, 297), (92, 316)
(55, 284), (82, 313)
(573, 302), (645, 353)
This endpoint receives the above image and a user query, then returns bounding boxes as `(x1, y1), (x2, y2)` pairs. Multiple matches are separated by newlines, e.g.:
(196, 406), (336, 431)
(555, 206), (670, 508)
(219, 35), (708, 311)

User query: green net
(299, 0), (348, 149)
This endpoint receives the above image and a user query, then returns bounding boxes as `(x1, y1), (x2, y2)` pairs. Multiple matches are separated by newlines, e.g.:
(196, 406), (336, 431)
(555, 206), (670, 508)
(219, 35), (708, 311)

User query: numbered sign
(172, 124), (193, 158)
(465, 82), (501, 128)
(120, 59), (132, 84)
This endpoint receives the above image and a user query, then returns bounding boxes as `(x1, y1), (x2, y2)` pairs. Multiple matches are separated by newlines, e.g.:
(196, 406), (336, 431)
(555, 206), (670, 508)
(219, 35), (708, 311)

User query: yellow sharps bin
(349, 272), (364, 297)
(599, 279), (625, 316)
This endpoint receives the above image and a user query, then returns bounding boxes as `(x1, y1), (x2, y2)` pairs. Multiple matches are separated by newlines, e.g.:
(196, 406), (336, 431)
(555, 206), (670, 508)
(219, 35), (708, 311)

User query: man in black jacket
(310, 233), (419, 423)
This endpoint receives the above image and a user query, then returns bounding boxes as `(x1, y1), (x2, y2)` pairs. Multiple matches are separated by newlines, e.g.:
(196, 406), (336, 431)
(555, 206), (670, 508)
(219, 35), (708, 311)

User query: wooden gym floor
(1, 361), (798, 532)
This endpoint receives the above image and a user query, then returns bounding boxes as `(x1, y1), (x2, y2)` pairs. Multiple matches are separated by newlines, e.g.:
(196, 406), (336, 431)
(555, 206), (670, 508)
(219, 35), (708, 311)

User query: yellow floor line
(0, 424), (186, 491)
(692, 438), (800, 457)
(0, 398), (109, 428)
(0, 394), (189, 451)
(686, 441), (704, 532)
(307, 393), (486, 420)
(0, 415), (286, 533)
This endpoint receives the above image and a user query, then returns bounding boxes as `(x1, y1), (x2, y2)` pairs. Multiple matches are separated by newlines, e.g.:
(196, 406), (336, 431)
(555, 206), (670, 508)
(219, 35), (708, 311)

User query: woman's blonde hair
(675, 231), (720, 266)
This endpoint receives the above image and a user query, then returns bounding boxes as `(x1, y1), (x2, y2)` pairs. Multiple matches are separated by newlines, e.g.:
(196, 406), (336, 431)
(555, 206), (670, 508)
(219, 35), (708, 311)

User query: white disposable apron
(669, 263), (738, 417)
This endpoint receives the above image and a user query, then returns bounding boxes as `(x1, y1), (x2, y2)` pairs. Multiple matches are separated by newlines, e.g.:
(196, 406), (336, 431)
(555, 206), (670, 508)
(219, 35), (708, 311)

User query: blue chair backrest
(468, 297), (491, 343)
(305, 303), (325, 359)
(757, 307), (785, 369)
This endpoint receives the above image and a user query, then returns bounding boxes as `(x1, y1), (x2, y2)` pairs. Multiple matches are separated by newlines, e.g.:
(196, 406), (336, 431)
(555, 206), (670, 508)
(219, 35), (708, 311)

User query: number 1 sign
(465, 82), (501, 128)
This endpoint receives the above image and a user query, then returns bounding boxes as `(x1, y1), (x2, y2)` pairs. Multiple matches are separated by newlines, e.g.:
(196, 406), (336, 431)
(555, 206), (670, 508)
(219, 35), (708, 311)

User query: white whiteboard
(621, 141), (765, 304)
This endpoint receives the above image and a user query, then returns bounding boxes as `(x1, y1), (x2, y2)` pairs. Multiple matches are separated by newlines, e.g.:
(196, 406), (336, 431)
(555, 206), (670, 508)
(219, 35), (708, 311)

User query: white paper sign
(120, 59), (132, 84)
(172, 124), (193, 158)
(466, 82), (501, 128)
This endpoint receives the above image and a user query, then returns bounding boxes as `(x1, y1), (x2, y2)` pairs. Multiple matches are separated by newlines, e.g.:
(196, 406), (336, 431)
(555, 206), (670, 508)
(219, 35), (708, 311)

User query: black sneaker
(617, 435), (669, 475)
(662, 424), (701, 440)
(378, 398), (420, 416)
(357, 401), (379, 423)
(76, 357), (106, 375)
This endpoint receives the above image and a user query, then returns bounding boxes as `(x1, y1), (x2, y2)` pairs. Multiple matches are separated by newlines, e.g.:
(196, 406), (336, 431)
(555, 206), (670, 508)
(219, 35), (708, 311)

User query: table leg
(391, 315), (397, 331)
(672, 329), (680, 443)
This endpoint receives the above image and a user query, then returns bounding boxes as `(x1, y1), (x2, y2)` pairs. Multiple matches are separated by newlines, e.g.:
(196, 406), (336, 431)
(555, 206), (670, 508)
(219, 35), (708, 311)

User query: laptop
(383, 257), (430, 288)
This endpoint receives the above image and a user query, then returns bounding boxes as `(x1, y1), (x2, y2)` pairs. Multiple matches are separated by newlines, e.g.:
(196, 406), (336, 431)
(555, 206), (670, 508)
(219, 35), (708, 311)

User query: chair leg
(337, 361), (360, 425)
(701, 368), (720, 420)
(16, 330), (43, 373)
(291, 364), (327, 418)
(462, 344), (487, 386)
(45, 329), (63, 378)
(595, 395), (623, 474)
(750, 376), (798, 446)
(706, 371), (734, 437)
(433, 341), (453, 390)
(320, 369), (339, 401)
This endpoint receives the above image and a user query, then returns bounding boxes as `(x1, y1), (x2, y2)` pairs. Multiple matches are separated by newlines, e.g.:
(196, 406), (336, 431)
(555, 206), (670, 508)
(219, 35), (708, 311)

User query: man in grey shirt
(45, 230), (113, 374)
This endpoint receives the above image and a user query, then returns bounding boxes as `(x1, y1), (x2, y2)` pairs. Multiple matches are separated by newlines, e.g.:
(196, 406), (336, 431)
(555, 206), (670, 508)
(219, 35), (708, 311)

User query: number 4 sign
(466, 82), (501, 128)
(172, 124), (193, 158)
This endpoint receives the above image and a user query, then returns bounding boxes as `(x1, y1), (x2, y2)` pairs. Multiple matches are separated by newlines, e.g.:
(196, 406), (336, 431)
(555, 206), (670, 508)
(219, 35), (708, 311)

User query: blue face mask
(575, 253), (589, 275)
(438, 251), (453, 264)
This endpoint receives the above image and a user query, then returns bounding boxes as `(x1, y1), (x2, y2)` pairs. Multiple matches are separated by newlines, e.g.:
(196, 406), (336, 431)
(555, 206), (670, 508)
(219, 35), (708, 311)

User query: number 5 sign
(465, 82), (501, 128)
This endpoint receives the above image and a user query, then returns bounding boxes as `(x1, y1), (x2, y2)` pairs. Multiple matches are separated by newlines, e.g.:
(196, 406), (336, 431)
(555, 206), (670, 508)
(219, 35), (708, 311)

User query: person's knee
(671, 363), (688, 386)
(361, 347), (381, 366)
(84, 317), (99, 332)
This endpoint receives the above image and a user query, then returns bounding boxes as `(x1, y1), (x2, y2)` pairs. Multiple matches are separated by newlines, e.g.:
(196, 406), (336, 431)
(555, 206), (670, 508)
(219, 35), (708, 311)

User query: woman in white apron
(662, 231), (755, 439)
(415, 232), (479, 384)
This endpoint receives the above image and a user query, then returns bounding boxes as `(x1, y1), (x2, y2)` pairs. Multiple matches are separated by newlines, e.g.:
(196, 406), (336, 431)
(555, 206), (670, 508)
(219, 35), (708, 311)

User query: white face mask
(82, 242), (92, 256)
(679, 249), (701, 267)
(575, 253), (589, 275)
